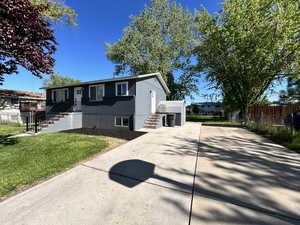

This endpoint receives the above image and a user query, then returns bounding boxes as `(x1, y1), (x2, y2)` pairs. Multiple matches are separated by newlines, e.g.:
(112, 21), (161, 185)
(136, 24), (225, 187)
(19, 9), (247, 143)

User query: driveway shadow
(108, 128), (300, 225)
(62, 128), (147, 141)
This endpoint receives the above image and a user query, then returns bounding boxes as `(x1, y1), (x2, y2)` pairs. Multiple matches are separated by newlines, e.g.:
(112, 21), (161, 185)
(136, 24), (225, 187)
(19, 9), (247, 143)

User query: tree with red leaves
(0, 0), (57, 84)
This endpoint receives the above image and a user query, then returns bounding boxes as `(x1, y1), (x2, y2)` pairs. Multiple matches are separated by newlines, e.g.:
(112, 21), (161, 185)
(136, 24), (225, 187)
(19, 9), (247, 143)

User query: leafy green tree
(106, 0), (198, 100)
(43, 73), (81, 87)
(0, 0), (57, 84)
(31, 0), (77, 26)
(194, 0), (300, 119)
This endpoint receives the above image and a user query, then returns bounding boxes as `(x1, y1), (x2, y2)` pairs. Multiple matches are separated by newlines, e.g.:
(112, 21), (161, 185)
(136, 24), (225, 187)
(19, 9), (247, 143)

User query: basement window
(115, 116), (129, 127)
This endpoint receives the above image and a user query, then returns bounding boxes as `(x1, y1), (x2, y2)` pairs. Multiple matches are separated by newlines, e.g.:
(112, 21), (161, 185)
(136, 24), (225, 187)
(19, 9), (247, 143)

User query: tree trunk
(239, 105), (249, 123)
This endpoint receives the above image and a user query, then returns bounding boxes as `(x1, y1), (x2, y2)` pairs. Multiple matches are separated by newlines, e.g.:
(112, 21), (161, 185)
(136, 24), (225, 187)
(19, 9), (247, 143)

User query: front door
(74, 87), (82, 111)
(150, 90), (156, 114)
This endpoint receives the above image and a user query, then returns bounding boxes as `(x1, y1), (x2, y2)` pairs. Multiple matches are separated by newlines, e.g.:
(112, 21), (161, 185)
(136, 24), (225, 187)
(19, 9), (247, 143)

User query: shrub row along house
(41, 73), (185, 132)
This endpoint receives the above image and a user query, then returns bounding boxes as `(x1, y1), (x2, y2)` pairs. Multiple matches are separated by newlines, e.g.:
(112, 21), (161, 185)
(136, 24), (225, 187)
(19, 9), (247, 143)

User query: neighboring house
(41, 73), (185, 132)
(0, 89), (46, 124)
(190, 102), (223, 115)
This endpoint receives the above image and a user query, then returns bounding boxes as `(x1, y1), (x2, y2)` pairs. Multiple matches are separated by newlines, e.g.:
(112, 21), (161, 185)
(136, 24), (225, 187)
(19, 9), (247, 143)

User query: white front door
(74, 87), (82, 111)
(151, 90), (156, 114)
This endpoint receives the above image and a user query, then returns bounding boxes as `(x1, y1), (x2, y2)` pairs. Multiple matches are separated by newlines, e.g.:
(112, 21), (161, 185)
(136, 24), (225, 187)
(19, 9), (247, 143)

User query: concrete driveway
(0, 123), (200, 225)
(1, 123), (300, 225)
(191, 126), (300, 225)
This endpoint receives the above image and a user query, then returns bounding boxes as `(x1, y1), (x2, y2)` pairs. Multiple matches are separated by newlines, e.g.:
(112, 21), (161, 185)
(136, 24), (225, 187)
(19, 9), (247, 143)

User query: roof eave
(41, 72), (171, 95)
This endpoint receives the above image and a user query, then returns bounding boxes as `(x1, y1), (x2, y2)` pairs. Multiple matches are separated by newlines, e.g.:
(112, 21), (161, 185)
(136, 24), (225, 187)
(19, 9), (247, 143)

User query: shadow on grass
(62, 128), (147, 141)
(0, 137), (19, 145)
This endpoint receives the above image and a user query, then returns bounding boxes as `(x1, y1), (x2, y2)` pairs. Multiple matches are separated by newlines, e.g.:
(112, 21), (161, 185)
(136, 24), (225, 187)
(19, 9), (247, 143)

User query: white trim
(115, 81), (129, 96)
(89, 84), (105, 101)
(52, 88), (68, 103)
(150, 90), (156, 114)
(114, 116), (129, 127)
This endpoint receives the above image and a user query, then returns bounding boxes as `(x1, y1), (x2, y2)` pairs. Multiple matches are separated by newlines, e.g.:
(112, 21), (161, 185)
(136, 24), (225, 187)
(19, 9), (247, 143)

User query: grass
(186, 115), (240, 125)
(246, 122), (300, 153)
(288, 136), (300, 152)
(0, 123), (25, 137)
(0, 133), (109, 198)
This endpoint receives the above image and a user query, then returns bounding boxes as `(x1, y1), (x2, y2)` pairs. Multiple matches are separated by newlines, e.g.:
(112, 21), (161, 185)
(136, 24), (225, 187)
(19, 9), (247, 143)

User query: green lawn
(0, 123), (25, 137)
(0, 133), (108, 198)
(186, 115), (240, 125)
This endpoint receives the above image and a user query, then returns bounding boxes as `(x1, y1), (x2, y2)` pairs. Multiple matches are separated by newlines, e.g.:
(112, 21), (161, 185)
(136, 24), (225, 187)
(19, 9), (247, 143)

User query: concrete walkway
(1, 124), (300, 225)
(0, 123), (200, 225)
(191, 126), (300, 225)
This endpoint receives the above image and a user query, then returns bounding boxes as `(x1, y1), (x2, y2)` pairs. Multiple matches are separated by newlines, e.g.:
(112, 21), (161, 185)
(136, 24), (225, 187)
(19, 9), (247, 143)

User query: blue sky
(1, 0), (282, 103)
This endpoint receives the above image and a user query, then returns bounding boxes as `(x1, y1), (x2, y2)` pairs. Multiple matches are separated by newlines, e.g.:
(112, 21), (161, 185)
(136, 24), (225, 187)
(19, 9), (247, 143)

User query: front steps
(39, 112), (72, 130)
(39, 112), (82, 133)
(144, 114), (161, 129)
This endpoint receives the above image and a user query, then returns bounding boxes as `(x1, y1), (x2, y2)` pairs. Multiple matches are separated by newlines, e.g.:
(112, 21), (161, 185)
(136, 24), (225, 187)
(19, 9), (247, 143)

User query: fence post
(290, 113), (294, 140)
(26, 117), (29, 132)
(34, 113), (38, 133)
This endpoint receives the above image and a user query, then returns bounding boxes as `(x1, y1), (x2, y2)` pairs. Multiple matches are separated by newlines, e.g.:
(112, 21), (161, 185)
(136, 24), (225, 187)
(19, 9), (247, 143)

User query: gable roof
(0, 89), (46, 99)
(41, 73), (171, 95)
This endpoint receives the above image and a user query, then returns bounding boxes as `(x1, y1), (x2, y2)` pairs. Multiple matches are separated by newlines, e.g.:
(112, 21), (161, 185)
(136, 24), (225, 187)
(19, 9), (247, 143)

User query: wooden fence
(248, 105), (300, 125)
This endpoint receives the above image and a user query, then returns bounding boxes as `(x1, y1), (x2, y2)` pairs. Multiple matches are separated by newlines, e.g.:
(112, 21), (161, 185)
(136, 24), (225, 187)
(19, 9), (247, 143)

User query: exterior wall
(135, 76), (167, 130)
(44, 76), (168, 130)
(46, 87), (74, 106)
(40, 112), (82, 133)
(82, 88), (135, 130)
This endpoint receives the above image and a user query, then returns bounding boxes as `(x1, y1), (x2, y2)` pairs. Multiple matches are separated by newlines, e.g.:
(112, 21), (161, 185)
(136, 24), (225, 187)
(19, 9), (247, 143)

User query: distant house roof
(40, 73), (171, 95)
(0, 89), (46, 100)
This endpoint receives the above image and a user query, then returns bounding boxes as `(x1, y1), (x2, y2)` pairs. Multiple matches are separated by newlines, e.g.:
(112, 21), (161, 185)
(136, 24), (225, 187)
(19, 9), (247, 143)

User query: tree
(31, 0), (77, 26)
(0, 0), (57, 84)
(106, 0), (199, 100)
(43, 73), (81, 87)
(194, 0), (300, 120)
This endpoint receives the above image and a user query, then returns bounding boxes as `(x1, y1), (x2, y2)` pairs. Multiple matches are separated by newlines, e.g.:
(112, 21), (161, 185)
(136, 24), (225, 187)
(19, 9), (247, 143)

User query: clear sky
(1, 0), (281, 103)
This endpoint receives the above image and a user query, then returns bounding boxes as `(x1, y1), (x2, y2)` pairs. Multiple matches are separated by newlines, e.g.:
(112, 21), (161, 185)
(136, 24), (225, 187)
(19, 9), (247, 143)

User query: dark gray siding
(82, 96), (135, 130)
(46, 87), (74, 106)
(135, 76), (167, 129)
(82, 80), (136, 130)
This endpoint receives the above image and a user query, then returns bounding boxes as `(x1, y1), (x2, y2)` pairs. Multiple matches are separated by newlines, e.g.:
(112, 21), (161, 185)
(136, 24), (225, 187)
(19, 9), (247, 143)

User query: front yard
(0, 133), (120, 199)
(0, 123), (25, 137)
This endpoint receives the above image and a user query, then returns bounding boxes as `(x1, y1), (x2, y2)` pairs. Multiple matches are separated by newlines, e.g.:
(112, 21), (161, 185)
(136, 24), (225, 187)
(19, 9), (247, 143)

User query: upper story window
(89, 84), (105, 101)
(115, 82), (128, 96)
(52, 88), (68, 103)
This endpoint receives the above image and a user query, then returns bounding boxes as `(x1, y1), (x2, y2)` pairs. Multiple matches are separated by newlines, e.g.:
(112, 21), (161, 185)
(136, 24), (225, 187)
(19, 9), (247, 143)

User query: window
(115, 82), (128, 96)
(52, 89), (68, 103)
(115, 116), (129, 127)
(89, 84), (105, 101)
(11, 98), (19, 105)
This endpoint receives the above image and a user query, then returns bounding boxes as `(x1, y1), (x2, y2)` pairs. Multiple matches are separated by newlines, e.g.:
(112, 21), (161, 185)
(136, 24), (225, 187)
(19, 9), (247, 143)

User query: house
(189, 102), (223, 115)
(41, 73), (185, 132)
(0, 89), (46, 124)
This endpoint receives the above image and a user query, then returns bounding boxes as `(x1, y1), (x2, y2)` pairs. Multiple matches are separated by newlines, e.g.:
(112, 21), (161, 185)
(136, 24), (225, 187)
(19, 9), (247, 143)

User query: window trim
(114, 116), (129, 128)
(52, 88), (68, 103)
(115, 81), (129, 96)
(89, 84), (105, 101)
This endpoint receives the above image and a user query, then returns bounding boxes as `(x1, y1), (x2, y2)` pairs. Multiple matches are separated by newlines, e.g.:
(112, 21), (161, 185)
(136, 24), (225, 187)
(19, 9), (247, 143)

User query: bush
(246, 122), (295, 144)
